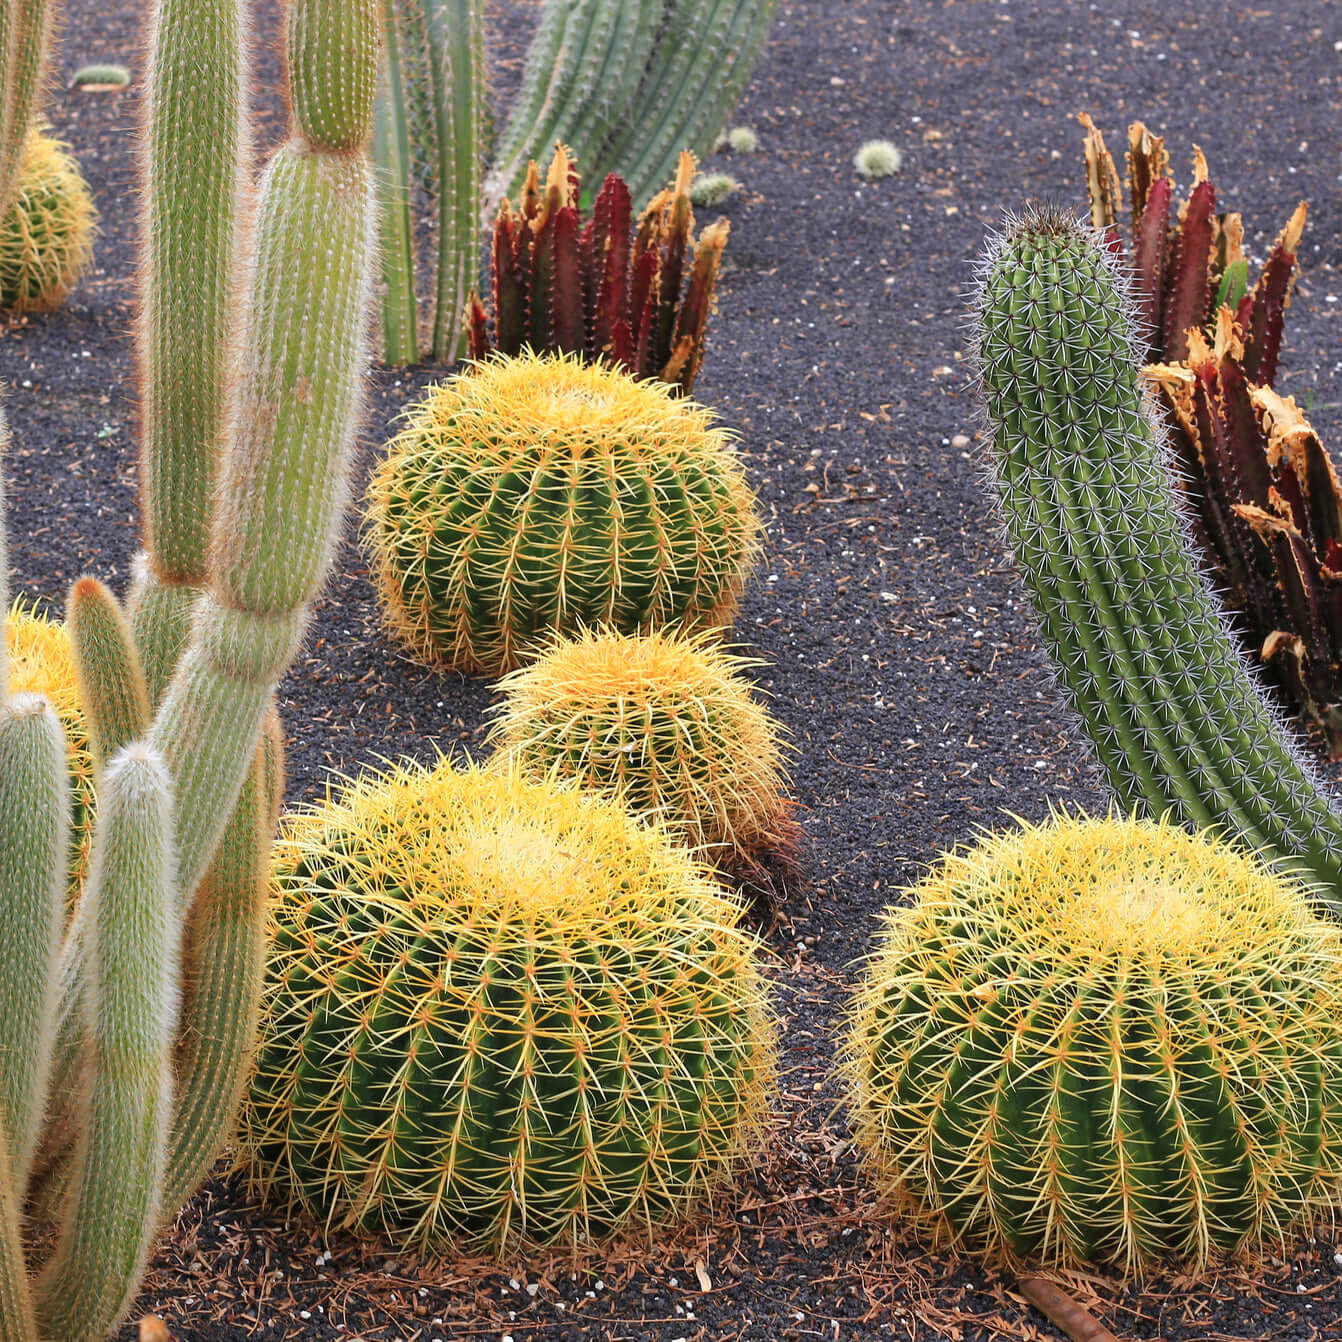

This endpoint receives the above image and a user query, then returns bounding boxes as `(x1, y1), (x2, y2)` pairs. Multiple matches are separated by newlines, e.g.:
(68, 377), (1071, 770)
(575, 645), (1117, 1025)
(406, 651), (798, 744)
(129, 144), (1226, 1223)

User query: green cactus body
(0, 0), (53, 219)
(0, 128), (96, 311)
(488, 626), (803, 916)
(841, 813), (1342, 1273)
(974, 207), (1342, 911)
(365, 351), (761, 674)
(590, 0), (780, 207)
(243, 759), (774, 1252)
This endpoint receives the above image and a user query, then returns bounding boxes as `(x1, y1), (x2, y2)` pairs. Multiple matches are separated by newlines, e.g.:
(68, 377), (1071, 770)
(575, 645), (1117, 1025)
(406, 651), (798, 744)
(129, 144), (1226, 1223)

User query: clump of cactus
(466, 146), (729, 396)
(487, 626), (804, 920)
(365, 350), (762, 675)
(0, 128), (96, 310)
(376, 0), (780, 364)
(1079, 117), (1342, 752)
(0, 0), (379, 1336)
(243, 757), (775, 1253)
(853, 139), (901, 179)
(973, 204), (1342, 915)
(841, 812), (1342, 1273)
(689, 171), (739, 208)
(725, 126), (758, 153)
(6, 602), (95, 899)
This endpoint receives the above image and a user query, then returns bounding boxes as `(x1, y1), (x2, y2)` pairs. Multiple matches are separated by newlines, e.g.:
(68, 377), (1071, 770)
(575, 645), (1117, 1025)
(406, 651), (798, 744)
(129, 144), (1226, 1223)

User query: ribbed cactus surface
(243, 759), (775, 1251)
(489, 626), (803, 916)
(365, 351), (762, 674)
(974, 207), (1342, 913)
(841, 813), (1342, 1273)
(0, 129), (95, 310)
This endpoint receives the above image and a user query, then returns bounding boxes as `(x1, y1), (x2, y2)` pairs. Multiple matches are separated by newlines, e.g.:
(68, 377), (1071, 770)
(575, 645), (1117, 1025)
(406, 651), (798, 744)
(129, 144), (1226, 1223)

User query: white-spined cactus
(0, 1), (379, 1338)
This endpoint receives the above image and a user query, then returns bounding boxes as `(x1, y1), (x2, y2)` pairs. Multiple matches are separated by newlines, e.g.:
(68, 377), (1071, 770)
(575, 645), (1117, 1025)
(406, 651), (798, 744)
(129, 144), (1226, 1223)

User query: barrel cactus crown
(0, 128), (96, 310)
(840, 812), (1342, 1274)
(488, 626), (803, 916)
(364, 350), (762, 674)
(243, 757), (775, 1252)
(7, 602), (95, 898)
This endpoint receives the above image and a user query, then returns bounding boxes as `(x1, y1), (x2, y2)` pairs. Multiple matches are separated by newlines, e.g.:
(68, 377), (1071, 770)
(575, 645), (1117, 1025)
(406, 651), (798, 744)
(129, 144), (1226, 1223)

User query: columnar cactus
(488, 625), (803, 918)
(841, 813), (1342, 1272)
(243, 758), (775, 1252)
(0, 0), (379, 1337)
(973, 205), (1342, 912)
(365, 350), (762, 674)
(0, 0), (53, 218)
(0, 129), (95, 310)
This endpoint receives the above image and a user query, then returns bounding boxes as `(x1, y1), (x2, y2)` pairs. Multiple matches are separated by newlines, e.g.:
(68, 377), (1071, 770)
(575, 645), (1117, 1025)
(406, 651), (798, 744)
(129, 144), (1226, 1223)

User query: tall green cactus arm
(374, 0), (421, 366)
(148, 0), (377, 908)
(162, 720), (274, 1211)
(974, 206), (1342, 910)
(591, 0), (781, 206)
(133, 0), (251, 696)
(36, 746), (178, 1342)
(0, 696), (68, 1183)
(68, 578), (151, 768)
(0, 0), (53, 218)
(488, 0), (659, 206)
(0, 1133), (36, 1341)
(422, 0), (485, 361)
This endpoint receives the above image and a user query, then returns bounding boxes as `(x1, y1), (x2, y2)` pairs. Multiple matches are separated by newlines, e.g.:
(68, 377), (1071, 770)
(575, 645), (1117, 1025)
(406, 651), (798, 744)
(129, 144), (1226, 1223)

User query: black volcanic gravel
(4, 0), (1342, 1339)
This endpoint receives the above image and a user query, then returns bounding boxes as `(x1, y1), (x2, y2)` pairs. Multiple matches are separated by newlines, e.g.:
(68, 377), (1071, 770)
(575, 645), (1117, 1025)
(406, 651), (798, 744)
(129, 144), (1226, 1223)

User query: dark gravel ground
(6, 0), (1342, 1338)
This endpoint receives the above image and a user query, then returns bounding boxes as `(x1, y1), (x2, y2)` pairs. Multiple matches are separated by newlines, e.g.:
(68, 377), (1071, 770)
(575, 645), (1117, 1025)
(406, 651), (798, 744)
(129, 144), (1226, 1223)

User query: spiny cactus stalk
(0, 1), (379, 1337)
(841, 813), (1342, 1273)
(6, 602), (96, 901)
(0, 0), (53, 219)
(242, 758), (775, 1252)
(575, 0), (782, 211)
(488, 626), (803, 920)
(974, 205), (1342, 913)
(467, 146), (729, 395)
(689, 170), (738, 208)
(365, 350), (762, 674)
(0, 128), (95, 310)
(1078, 118), (1338, 747)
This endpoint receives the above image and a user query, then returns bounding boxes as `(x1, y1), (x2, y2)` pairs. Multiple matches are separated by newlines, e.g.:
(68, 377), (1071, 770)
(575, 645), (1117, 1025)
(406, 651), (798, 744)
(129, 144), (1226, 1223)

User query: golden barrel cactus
(488, 626), (803, 917)
(840, 812), (1342, 1274)
(243, 758), (776, 1252)
(0, 128), (96, 310)
(364, 351), (762, 675)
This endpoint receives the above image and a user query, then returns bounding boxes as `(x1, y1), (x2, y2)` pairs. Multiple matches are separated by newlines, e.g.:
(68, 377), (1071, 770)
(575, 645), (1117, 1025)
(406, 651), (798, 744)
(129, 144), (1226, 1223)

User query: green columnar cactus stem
(0, 0), (52, 218)
(134, 0), (249, 642)
(163, 725), (274, 1212)
(489, 0), (659, 205)
(975, 207), (1342, 910)
(0, 697), (67, 1181)
(35, 747), (178, 1342)
(0, 1137), (35, 1340)
(590, 0), (781, 207)
(373, 0), (420, 366)
(422, 0), (485, 361)
(68, 578), (151, 768)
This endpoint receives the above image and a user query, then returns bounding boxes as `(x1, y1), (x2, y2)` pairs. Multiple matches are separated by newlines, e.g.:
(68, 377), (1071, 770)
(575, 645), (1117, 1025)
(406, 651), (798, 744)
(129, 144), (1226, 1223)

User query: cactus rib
(974, 206), (1342, 909)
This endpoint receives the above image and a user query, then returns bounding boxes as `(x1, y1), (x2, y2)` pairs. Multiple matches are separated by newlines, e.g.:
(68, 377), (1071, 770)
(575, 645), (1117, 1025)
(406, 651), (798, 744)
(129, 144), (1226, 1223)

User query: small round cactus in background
(6, 602), (96, 901)
(488, 626), (804, 919)
(853, 139), (902, 179)
(71, 64), (131, 89)
(242, 757), (776, 1252)
(0, 128), (96, 309)
(726, 126), (759, 153)
(689, 172), (740, 207)
(365, 350), (762, 675)
(840, 812), (1342, 1274)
